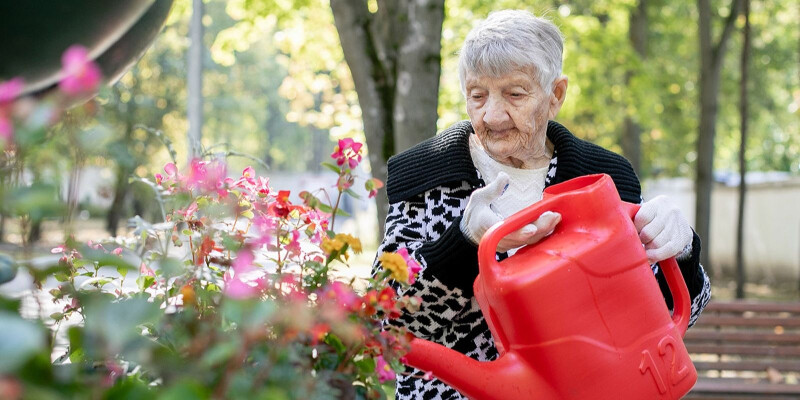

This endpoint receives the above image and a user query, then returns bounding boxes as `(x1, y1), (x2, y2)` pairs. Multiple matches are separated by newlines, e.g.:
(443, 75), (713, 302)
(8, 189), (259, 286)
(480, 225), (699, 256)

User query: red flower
(309, 323), (330, 345)
(196, 236), (215, 265)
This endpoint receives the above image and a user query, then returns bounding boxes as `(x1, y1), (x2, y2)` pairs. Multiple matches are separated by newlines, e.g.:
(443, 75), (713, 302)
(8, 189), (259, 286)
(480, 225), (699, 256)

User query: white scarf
(469, 134), (549, 219)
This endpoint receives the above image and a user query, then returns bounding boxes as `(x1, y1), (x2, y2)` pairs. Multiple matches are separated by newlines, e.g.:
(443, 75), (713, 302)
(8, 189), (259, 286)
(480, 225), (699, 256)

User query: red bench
(684, 300), (800, 399)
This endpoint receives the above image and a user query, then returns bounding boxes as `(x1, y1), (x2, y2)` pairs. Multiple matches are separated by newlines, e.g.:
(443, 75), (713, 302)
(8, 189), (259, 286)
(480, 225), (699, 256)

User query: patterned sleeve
(374, 183), (481, 340)
(652, 231), (712, 328)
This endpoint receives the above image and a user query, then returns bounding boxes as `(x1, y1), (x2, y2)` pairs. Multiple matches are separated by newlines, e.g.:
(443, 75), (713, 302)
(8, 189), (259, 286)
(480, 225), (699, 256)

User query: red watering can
(404, 174), (696, 399)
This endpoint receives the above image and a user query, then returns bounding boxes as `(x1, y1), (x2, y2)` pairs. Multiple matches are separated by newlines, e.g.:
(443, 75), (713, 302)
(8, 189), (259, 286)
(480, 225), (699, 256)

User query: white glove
(634, 195), (693, 264)
(460, 172), (561, 253)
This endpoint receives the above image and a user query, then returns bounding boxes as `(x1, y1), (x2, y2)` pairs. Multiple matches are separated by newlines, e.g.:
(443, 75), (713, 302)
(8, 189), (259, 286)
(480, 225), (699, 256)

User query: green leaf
(324, 333), (347, 355)
(117, 266), (129, 279)
(0, 311), (46, 373)
(200, 341), (239, 367)
(321, 162), (342, 174)
(79, 246), (137, 271)
(355, 356), (376, 374)
(102, 377), (152, 400)
(0, 296), (21, 313)
(136, 275), (156, 291)
(82, 295), (161, 354)
(1, 183), (66, 220)
(159, 380), (209, 400)
(317, 203), (333, 213)
(68, 326), (84, 362)
(240, 209), (254, 219)
(50, 312), (64, 321)
(344, 188), (361, 200)
(155, 257), (184, 279)
(333, 208), (350, 217)
(54, 272), (70, 282)
(69, 347), (85, 363)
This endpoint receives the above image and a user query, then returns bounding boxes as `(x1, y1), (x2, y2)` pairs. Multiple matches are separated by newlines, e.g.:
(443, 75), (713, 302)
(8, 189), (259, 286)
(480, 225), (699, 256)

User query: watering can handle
(478, 199), (692, 336)
(622, 203), (692, 336)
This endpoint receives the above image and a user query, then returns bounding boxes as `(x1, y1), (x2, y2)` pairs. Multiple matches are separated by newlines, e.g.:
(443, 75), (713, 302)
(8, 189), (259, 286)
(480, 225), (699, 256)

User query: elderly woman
(374, 10), (711, 400)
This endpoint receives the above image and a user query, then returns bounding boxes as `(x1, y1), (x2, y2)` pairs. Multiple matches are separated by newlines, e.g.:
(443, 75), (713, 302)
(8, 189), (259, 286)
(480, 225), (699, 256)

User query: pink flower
(59, 45), (102, 95)
(285, 230), (302, 256)
(366, 177), (384, 199)
(330, 138), (363, 170)
(422, 371), (434, 380)
(251, 215), (277, 246)
(177, 202), (199, 219)
(375, 355), (395, 383)
(112, 247), (123, 256)
(253, 176), (270, 196)
(224, 276), (260, 299)
(0, 78), (23, 104)
(51, 245), (67, 254)
(164, 162), (178, 178)
(186, 159), (228, 196)
(396, 247), (422, 284)
(139, 262), (155, 277)
(323, 281), (360, 312)
(336, 175), (353, 191)
(231, 166), (256, 190)
(241, 166), (255, 182)
(232, 249), (255, 274)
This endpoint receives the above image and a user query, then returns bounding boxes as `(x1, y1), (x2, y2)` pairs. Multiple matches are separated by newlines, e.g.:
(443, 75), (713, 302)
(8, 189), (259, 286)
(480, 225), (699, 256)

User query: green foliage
(1, 91), (415, 397)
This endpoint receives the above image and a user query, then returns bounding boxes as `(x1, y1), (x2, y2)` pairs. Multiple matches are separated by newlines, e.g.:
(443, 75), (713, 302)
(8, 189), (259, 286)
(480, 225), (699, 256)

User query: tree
(187, 0), (204, 160)
(735, 0), (750, 298)
(329, 0), (445, 235)
(695, 0), (742, 272)
(623, 0), (647, 176)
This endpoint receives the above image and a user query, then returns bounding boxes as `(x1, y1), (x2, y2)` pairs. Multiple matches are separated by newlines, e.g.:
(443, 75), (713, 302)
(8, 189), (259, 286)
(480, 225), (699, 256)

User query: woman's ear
(548, 76), (568, 119)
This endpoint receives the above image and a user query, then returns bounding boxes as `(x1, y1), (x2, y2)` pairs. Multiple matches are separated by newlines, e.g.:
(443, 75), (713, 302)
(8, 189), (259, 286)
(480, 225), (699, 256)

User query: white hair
(458, 10), (564, 94)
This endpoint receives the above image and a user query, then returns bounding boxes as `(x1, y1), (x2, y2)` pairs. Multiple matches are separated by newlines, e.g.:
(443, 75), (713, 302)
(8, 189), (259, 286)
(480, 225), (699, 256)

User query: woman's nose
(483, 97), (509, 126)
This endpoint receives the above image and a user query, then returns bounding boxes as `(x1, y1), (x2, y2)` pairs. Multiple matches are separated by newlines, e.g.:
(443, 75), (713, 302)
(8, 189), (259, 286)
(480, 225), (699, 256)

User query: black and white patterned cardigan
(374, 120), (712, 400)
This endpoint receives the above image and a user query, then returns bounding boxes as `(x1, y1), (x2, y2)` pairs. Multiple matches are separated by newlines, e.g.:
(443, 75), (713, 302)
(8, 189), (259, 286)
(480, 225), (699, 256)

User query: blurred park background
(2, 0), (799, 299)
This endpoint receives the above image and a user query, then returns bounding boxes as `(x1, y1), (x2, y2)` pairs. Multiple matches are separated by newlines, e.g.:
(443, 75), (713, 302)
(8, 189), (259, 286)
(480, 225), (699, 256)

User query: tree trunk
(735, 0), (750, 299)
(695, 0), (741, 274)
(187, 0), (204, 161)
(392, 1), (444, 153)
(26, 218), (42, 243)
(106, 165), (131, 236)
(623, 0), (647, 176)
(331, 0), (445, 241)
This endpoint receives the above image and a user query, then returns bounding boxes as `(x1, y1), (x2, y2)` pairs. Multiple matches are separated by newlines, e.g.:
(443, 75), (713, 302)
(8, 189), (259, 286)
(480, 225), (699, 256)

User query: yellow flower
(321, 234), (362, 256)
(321, 237), (345, 255)
(378, 252), (409, 283)
(336, 233), (362, 254)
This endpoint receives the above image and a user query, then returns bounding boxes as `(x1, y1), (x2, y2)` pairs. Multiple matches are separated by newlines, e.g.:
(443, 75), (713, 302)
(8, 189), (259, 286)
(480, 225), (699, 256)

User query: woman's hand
(460, 172), (561, 253)
(635, 195), (693, 263)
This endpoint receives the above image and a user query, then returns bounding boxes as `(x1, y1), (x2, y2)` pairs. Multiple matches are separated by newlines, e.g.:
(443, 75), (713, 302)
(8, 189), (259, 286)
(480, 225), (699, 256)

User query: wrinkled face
(465, 68), (557, 167)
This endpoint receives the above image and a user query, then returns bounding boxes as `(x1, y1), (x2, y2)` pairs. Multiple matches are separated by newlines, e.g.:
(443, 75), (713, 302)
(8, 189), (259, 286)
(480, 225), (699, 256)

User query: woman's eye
(471, 94), (484, 100)
(509, 93), (524, 98)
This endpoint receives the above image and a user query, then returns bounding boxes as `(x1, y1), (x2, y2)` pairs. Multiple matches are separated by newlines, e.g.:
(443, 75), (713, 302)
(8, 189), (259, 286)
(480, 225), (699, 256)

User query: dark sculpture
(0, 0), (174, 100)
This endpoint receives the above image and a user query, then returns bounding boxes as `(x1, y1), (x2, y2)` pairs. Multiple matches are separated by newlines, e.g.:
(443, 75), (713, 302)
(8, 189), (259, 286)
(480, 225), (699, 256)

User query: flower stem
(329, 189), (344, 229)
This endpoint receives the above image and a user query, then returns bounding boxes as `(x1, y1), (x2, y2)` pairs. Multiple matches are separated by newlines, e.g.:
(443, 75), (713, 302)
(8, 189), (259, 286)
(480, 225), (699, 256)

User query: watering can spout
(404, 338), (559, 399)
